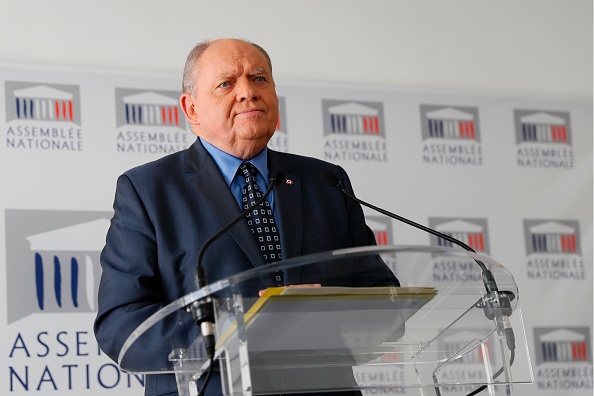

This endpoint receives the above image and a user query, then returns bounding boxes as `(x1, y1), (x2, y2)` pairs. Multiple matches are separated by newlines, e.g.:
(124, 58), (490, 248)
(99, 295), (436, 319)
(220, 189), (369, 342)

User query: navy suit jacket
(94, 139), (397, 395)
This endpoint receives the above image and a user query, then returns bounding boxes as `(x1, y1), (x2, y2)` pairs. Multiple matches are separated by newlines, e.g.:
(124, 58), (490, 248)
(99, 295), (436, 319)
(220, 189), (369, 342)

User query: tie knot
(239, 162), (257, 178)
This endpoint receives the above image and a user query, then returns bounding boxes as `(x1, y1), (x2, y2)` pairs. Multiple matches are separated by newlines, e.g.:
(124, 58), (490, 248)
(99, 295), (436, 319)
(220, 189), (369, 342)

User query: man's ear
(180, 93), (199, 125)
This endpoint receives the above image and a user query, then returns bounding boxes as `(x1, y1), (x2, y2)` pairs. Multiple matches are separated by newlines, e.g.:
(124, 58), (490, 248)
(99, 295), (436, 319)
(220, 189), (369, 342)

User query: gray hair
(181, 39), (273, 94)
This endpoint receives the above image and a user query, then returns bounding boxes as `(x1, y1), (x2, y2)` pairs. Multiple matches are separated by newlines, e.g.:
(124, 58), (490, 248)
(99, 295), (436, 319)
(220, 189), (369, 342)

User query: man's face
(180, 39), (279, 159)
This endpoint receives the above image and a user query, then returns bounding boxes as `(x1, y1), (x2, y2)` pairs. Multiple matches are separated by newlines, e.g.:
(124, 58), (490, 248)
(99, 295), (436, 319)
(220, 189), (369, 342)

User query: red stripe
(561, 234), (576, 253)
(363, 117), (369, 133)
(174, 107), (179, 126)
(55, 101), (60, 120)
(375, 231), (388, 245)
(469, 233), (484, 252)
(161, 107), (166, 125)
(68, 101), (73, 121)
(573, 342), (586, 361)
(374, 117), (379, 134)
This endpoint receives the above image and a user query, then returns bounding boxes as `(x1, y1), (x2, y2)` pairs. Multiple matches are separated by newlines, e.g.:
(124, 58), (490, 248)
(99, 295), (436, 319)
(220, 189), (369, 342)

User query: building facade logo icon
(328, 102), (380, 135)
(524, 219), (581, 256)
(429, 218), (489, 254)
(534, 327), (591, 365)
(5, 210), (110, 324)
(116, 90), (181, 128)
(420, 105), (481, 142)
(515, 110), (571, 145)
(5, 81), (81, 125)
(323, 100), (385, 137)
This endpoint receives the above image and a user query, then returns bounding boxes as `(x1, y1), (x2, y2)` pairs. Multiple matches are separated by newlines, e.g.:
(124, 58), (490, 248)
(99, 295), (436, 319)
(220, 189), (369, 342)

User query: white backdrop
(0, 61), (591, 395)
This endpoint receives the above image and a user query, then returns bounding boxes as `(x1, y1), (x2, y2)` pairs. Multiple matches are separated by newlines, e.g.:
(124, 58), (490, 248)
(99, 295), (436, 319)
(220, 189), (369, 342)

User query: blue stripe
(35, 253), (44, 310)
(71, 257), (79, 307)
(54, 256), (62, 307)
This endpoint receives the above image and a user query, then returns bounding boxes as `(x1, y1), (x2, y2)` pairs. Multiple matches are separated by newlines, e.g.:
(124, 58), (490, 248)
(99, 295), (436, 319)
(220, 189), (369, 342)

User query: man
(94, 38), (397, 396)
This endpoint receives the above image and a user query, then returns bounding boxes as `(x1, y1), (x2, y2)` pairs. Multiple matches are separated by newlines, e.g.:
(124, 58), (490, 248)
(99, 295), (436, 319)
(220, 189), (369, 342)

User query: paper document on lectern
(216, 286), (436, 360)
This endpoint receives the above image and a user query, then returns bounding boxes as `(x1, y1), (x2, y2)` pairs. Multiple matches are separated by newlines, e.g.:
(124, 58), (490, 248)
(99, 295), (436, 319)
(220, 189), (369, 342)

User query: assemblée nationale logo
(515, 110), (574, 169)
(420, 105), (482, 166)
(322, 99), (387, 163)
(114, 88), (191, 155)
(428, 217), (490, 283)
(4, 81), (83, 151)
(523, 219), (585, 281)
(5, 210), (144, 393)
(533, 327), (593, 392)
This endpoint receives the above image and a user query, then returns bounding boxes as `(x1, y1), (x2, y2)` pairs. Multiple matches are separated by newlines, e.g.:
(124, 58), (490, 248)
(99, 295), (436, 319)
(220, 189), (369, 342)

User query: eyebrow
(215, 67), (270, 81)
(248, 67), (269, 76)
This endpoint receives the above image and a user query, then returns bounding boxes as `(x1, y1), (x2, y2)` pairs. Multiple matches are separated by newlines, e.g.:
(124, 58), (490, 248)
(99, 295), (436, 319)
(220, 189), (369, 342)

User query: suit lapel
(269, 151), (303, 283)
(185, 140), (265, 269)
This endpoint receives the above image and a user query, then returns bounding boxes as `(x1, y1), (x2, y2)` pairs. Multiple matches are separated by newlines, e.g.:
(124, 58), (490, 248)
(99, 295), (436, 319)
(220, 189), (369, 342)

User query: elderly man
(94, 38), (397, 396)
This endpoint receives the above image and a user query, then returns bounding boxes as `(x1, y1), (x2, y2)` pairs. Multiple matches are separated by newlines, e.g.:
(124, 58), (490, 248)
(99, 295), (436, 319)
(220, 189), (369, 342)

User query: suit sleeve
(93, 174), (197, 371)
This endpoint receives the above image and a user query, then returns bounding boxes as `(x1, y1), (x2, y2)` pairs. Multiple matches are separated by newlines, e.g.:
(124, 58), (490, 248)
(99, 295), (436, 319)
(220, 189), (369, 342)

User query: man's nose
(236, 79), (259, 102)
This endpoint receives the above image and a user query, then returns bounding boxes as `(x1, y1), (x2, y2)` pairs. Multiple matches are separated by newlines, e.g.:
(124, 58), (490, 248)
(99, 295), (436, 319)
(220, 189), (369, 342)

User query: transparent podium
(118, 246), (533, 396)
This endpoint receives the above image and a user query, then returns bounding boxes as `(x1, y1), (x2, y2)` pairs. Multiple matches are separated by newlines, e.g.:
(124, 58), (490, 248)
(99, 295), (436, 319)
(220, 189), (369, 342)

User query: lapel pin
(285, 179), (294, 185)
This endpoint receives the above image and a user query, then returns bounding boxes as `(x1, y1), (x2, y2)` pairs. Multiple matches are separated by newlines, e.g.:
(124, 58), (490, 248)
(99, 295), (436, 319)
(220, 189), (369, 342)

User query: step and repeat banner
(0, 62), (592, 395)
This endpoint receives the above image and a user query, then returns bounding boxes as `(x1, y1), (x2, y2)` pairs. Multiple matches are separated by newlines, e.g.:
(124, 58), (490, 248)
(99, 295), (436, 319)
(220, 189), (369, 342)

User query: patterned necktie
(238, 163), (283, 275)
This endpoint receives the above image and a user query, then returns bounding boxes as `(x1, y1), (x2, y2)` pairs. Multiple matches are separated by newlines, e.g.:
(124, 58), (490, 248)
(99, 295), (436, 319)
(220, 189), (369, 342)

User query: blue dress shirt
(200, 138), (275, 212)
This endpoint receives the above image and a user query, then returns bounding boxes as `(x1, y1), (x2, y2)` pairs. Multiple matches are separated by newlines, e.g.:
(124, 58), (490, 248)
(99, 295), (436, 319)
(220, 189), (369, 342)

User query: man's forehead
(200, 42), (268, 71)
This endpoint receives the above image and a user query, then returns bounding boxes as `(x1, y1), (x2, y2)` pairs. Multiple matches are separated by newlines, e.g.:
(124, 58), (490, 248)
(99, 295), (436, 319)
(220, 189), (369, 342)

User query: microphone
(187, 170), (285, 349)
(321, 170), (514, 347)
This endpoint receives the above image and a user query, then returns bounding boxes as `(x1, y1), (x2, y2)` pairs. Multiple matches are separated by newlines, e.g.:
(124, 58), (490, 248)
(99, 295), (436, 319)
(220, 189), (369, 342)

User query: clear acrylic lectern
(118, 245), (533, 396)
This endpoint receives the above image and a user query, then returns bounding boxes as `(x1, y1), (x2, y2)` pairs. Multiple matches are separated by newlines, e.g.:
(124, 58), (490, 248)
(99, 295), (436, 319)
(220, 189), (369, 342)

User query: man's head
(180, 38), (279, 160)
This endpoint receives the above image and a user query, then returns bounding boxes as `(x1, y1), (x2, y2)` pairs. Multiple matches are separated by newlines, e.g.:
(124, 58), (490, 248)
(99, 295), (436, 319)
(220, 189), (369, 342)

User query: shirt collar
(200, 138), (269, 186)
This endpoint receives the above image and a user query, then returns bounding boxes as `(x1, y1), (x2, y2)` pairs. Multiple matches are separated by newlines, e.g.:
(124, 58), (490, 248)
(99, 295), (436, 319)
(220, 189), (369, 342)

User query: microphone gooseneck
(322, 171), (498, 288)
(322, 171), (514, 331)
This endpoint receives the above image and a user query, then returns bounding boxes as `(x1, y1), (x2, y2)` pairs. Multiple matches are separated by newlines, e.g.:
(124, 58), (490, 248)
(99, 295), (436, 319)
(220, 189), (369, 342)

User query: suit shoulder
(123, 149), (186, 179)
(270, 150), (341, 172)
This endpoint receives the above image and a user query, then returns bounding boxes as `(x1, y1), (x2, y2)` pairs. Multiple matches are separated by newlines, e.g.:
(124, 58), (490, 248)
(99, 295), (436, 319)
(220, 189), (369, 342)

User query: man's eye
(219, 81), (230, 88)
(254, 77), (266, 82)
